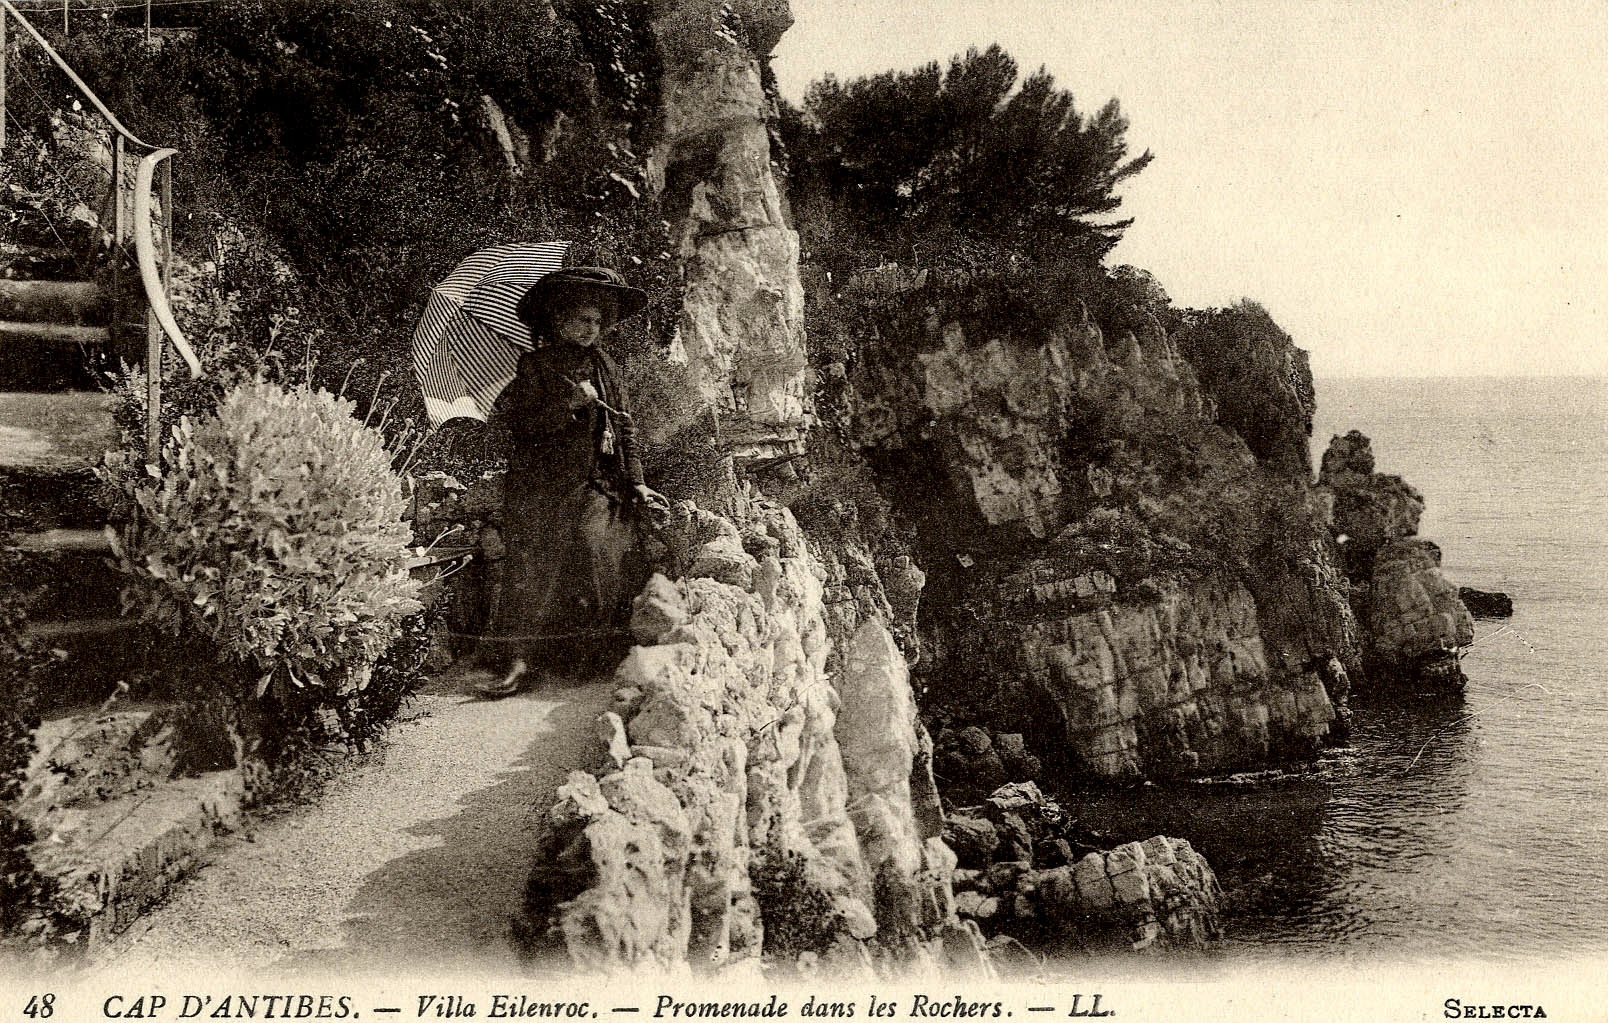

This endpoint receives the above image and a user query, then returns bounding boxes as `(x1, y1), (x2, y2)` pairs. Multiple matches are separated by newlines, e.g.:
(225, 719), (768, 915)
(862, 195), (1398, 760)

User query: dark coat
(495, 341), (644, 501)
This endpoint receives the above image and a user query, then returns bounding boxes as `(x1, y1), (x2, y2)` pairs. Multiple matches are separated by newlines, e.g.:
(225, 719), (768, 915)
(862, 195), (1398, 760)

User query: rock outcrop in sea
(1318, 430), (1473, 690)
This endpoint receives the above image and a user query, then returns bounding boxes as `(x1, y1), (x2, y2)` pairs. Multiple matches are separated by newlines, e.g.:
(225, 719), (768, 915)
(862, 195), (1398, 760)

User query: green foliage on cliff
(1176, 301), (1315, 474)
(782, 44), (1152, 271)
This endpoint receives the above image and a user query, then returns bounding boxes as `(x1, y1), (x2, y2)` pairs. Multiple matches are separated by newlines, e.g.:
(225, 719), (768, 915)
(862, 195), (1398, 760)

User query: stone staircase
(0, 255), (133, 710)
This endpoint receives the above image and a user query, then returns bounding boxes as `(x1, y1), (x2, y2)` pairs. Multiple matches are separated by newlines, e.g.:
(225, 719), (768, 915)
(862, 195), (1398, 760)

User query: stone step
(13, 527), (113, 553)
(0, 280), (106, 325)
(0, 465), (116, 531)
(11, 536), (124, 623)
(25, 615), (136, 642)
(0, 391), (119, 470)
(0, 321), (112, 346)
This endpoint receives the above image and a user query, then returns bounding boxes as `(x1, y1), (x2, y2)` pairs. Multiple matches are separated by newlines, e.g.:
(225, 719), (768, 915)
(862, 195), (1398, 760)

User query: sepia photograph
(0, 0), (1603, 1019)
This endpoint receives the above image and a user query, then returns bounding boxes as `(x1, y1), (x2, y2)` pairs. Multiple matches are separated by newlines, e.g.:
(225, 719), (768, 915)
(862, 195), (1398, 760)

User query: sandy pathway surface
(89, 677), (612, 980)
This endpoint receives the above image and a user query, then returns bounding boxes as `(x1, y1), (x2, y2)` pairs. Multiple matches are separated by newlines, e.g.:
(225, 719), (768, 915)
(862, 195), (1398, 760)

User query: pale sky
(772, 0), (1608, 378)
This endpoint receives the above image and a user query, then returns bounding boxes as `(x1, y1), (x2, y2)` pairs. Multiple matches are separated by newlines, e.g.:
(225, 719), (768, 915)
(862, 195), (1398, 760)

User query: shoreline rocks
(944, 782), (1221, 955)
(1318, 431), (1474, 691)
(1459, 587), (1514, 619)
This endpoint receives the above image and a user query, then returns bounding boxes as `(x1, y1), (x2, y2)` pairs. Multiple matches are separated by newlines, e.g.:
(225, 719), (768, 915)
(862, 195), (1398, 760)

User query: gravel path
(90, 677), (612, 979)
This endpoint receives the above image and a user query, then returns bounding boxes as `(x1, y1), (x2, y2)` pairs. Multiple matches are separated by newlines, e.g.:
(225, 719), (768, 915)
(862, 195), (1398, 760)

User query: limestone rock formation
(1319, 430), (1425, 557)
(1319, 431), (1473, 689)
(646, 0), (809, 462)
(943, 783), (1222, 954)
(1031, 836), (1221, 953)
(847, 308), (1204, 540)
(948, 574), (1337, 779)
(824, 287), (1354, 780)
(518, 492), (961, 972)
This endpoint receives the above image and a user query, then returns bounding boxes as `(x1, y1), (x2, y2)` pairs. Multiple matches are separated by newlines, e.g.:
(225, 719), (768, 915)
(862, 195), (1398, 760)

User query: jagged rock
(687, 530), (758, 589)
(982, 933), (1041, 978)
(942, 814), (999, 869)
(1316, 432), (1472, 688)
(1355, 539), (1475, 688)
(1459, 586), (1514, 619)
(937, 919), (992, 977)
(1031, 835), (1221, 953)
(985, 780), (1044, 812)
(833, 618), (950, 946)
(630, 574), (689, 645)
(646, 0), (808, 461)
(1320, 430), (1425, 563)
(1035, 837), (1074, 868)
(598, 712), (632, 770)
(991, 811), (1034, 864)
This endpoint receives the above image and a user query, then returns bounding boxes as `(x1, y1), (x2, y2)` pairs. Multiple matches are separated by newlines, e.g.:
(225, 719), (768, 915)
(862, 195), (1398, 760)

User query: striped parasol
(412, 241), (570, 426)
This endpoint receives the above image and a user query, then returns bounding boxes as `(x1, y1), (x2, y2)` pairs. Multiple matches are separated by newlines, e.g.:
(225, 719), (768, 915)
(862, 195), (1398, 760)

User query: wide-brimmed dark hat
(515, 266), (649, 329)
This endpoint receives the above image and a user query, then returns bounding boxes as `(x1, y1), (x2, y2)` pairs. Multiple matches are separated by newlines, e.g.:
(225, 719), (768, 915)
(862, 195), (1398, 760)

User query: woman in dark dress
(466, 267), (669, 697)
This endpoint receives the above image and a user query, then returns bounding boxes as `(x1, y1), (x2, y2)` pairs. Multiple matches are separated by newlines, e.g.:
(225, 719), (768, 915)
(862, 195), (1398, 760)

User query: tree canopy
(783, 44), (1152, 270)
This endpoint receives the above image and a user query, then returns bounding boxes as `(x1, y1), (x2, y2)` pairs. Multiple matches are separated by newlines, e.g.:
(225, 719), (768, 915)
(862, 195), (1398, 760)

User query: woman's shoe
(468, 659), (529, 699)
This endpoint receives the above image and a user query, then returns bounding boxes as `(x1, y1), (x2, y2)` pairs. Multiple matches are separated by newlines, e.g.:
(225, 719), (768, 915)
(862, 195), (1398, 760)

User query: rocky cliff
(820, 280), (1357, 780)
(645, 0), (809, 462)
(507, 0), (1231, 973)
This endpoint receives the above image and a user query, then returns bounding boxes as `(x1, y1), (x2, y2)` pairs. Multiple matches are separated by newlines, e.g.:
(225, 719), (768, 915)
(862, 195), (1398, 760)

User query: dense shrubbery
(1176, 301), (1315, 474)
(782, 44), (1151, 274)
(103, 380), (423, 782)
(110, 379), (421, 700)
(43, 1), (677, 476)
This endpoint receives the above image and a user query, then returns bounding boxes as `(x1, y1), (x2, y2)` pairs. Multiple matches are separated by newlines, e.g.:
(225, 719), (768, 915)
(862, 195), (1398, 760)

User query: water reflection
(1061, 694), (1474, 955)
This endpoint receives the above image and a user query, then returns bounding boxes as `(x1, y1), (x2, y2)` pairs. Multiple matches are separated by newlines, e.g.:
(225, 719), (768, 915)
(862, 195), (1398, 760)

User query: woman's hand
(568, 379), (600, 410)
(633, 484), (670, 519)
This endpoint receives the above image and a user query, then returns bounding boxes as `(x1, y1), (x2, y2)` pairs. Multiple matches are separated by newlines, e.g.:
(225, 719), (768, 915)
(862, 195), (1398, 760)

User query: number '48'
(24, 993), (55, 1018)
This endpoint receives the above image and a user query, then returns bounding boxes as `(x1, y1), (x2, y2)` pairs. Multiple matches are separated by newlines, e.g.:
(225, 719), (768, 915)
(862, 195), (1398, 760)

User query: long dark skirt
(473, 481), (638, 678)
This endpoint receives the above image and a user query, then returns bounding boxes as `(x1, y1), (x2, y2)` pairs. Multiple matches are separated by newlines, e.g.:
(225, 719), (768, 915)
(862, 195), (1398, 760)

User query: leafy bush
(0, 524), (66, 946)
(109, 378), (421, 700)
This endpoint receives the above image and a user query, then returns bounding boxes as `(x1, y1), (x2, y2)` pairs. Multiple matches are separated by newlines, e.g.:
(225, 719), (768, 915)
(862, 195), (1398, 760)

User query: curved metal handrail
(0, 0), (158, 152)
(134, 149), (199, 378)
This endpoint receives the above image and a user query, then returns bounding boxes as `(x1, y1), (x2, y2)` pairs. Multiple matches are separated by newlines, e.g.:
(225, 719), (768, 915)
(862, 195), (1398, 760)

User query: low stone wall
(517, 493), (963, 973)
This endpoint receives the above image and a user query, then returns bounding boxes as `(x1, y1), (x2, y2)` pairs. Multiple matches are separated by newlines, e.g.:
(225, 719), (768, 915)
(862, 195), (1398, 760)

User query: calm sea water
(1072, 376), (1608, 963)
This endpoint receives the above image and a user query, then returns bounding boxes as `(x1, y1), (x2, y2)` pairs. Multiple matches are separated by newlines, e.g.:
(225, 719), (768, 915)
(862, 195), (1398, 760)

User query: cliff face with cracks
(645, 0), (809, 462)
(833, 282), (1356, 780)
